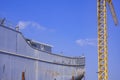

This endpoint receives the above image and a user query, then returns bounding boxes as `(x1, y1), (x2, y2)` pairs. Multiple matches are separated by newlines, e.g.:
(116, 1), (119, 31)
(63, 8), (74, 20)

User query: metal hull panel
(0, 24), (85, 80)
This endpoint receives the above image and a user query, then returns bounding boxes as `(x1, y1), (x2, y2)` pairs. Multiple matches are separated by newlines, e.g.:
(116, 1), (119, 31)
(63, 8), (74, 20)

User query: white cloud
(76, 38), (97, 46)
(17, 21), (46, 30)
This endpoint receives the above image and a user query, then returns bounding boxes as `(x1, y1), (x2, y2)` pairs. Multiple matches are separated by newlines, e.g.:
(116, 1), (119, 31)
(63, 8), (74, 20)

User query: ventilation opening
(22, 72), (25, 80)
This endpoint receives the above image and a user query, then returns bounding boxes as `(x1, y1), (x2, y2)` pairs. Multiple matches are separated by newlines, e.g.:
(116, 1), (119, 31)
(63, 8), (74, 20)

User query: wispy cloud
(17, 21), (46, 31)
(76, 38), (97, 46)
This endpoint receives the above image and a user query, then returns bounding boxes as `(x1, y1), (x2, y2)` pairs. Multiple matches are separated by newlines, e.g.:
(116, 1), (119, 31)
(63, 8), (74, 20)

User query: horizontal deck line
(0, 49), (84, 67)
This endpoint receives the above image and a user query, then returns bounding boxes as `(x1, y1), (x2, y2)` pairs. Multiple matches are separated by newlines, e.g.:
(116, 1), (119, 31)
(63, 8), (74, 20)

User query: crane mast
(97, 0), (108, 80)
(97, 0), (118, 80)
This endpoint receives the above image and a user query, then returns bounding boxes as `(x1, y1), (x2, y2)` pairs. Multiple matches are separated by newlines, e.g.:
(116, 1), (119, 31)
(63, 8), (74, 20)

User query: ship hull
(0, 24), (85, 80)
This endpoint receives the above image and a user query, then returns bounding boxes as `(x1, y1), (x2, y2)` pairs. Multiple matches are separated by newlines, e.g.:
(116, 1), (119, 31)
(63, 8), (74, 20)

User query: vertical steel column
(97, 0), (108, 80)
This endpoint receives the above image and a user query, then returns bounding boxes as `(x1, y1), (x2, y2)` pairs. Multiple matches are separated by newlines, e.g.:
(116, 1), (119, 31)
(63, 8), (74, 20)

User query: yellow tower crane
(97, 0), (118, 80)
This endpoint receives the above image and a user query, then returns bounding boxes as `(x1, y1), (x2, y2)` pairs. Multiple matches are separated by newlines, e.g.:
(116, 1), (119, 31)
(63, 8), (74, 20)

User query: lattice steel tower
(97, 0), (118, 80)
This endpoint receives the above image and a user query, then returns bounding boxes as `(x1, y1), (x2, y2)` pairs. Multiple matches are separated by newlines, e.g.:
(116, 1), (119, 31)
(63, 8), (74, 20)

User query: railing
(0, 17), (19, 30)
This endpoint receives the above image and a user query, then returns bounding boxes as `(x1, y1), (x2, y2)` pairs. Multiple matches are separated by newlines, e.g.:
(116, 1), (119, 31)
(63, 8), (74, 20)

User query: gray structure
(0, 19), (85, 80)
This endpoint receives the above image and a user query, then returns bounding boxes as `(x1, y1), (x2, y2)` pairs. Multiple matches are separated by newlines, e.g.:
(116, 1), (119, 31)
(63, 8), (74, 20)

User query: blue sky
(0, 0), (120, 80)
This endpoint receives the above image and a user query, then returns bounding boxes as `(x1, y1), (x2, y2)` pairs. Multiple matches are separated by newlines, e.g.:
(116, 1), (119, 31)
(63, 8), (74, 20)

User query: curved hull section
(0, 24), (85, 80)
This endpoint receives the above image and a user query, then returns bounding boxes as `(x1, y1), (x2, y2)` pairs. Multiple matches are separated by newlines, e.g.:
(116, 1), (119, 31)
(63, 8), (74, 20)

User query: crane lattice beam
(97, 0), (118, 80)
